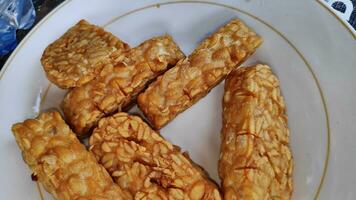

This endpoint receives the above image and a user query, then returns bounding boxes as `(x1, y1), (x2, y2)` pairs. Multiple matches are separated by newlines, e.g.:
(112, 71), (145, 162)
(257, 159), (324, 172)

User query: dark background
(0, 0), (64, 70)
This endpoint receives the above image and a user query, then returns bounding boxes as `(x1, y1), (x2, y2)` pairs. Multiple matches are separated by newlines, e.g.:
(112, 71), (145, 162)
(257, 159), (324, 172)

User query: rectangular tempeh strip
(12, 111), (132, 200)
(219, 65), (293, 200)
(89, 112), (222, 200)
(137, 19), (262, 129)
(41, 20), (130, 89)
(62, 35), (184, 137)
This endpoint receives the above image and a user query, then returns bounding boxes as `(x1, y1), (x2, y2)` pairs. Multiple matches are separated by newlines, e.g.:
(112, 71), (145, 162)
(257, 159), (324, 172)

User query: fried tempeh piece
(62, 35), (184, 137)
(89, 112), (222, 200)
(12, 111), (132, 200)
(219, 65), (293, 200)
(137, 19), (262, 129)
(41, 20), (130, 89)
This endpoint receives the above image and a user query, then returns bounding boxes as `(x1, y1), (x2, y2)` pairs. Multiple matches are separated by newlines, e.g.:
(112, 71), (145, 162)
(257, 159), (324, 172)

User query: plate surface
(0, 0), (355, 199)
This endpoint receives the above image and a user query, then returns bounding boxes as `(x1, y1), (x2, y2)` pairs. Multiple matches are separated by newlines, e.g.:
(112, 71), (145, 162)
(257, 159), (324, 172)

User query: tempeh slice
(41, 20), (130, 89)
(12, 111), (132, 200)
(219, 65), (293, 200)
(89, 112), (222, 200)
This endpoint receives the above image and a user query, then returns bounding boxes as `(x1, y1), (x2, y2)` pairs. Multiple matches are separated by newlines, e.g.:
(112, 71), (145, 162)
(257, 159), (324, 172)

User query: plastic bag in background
(0, 0), (35, 56)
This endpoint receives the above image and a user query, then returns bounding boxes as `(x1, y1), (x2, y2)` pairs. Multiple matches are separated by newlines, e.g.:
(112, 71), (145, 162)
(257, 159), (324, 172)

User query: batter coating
(89, 112), (222, 200)
(12, 111), (132, 200)
(62, 35), (184, 137)
(219, 65), (293, 200)
(138, 19), (262, 129)
(41, 20), (130, 89)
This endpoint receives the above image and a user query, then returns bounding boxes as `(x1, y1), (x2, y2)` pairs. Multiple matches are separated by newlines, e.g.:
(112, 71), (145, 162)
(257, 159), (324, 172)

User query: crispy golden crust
(219, 65), (293, 200)
(89, 113), (222, 200)
(61, 35), (184, 137)
(137, 19), (262, 129)
(41, 20), (130, 89)
(12, 111), (132, 200)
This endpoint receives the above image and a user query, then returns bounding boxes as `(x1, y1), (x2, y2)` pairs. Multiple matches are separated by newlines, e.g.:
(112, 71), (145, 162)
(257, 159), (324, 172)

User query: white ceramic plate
(0, 0), (355, 199)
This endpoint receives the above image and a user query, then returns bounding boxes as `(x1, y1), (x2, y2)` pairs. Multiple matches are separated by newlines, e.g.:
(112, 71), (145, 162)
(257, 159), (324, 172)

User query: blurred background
(0, 0), (63, 69)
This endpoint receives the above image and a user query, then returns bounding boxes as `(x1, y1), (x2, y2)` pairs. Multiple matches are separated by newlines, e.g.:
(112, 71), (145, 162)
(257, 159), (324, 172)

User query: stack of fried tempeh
(12, 18), (294, 200)
(138, 19), (262, 129)
(61, 35), (184, 136)
(41, 20), (185, 137)
(13, 111), (222, 200)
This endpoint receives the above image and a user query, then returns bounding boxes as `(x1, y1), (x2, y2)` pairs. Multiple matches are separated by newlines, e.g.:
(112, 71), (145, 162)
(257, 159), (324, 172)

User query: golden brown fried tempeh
(89, 112), (222, 200)
(62, 35), (184, 137)
(41, 20), (130, 89)
(137, 19), (262, 129)
(12, 111), (132, 200)
(219, 65), (293, 200)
